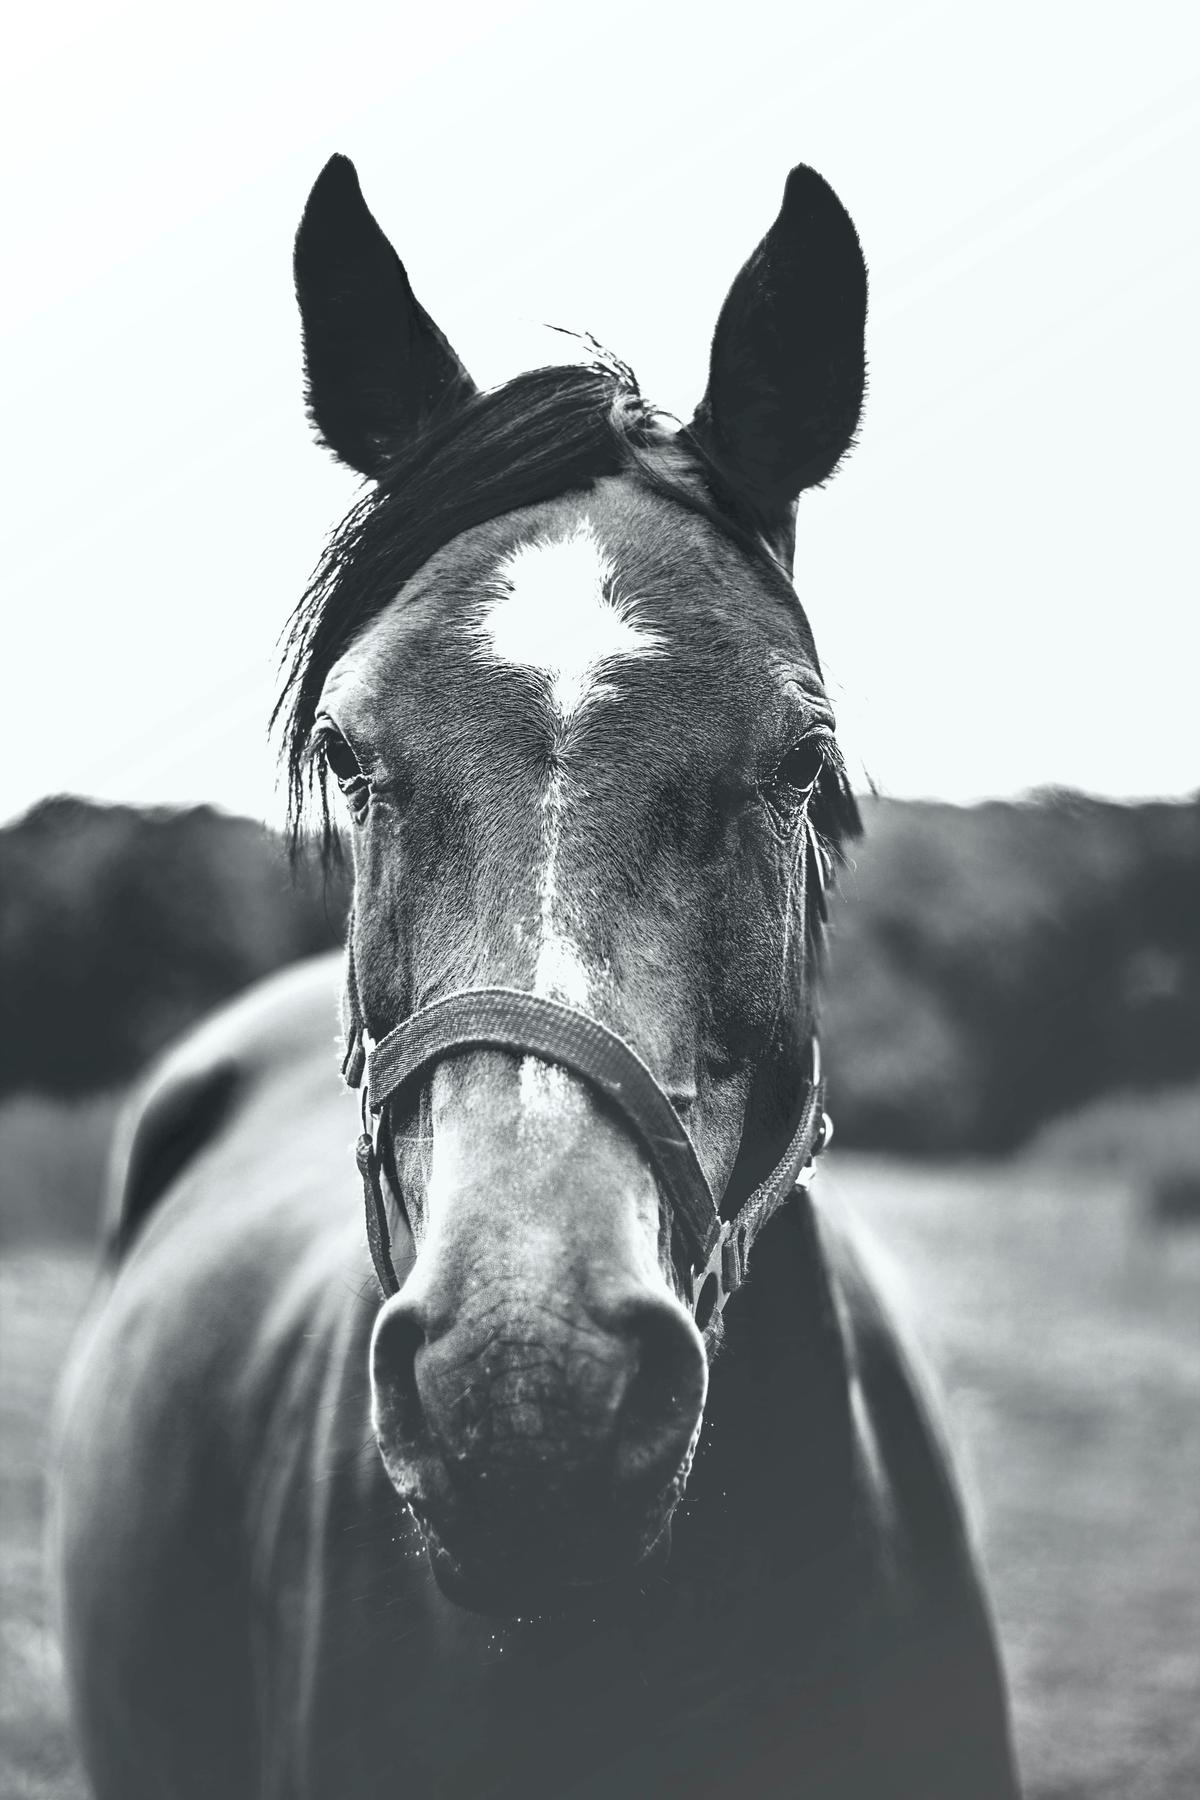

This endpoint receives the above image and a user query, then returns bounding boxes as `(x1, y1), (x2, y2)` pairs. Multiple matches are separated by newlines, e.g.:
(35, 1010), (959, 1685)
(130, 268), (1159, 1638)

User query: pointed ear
(294, 155), (476, 477)
(686, 165), (867, 563)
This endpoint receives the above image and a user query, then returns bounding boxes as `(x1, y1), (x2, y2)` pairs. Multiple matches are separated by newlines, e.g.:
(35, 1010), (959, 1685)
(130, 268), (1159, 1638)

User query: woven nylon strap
(349, 980), (828, 1326)
(368, 990), (719, 1266)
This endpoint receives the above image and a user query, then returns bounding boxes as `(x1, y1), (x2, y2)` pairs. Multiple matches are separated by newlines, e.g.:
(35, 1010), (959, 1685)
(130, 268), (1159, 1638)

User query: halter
(341, 967), (832, 1331)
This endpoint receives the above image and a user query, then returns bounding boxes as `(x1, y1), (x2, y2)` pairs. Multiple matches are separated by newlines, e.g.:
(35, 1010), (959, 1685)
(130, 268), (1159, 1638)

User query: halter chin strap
(343, 969), (831, 1329)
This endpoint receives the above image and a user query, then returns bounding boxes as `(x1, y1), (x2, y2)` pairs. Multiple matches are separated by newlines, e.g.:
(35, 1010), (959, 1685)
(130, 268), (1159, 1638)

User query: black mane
(274, 358), (857, 859)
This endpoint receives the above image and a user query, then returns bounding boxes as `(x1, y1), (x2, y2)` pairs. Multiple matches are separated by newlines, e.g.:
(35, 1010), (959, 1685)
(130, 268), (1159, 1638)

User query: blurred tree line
(0, 798), (347, 1094)
(823, 794), (1200, 1151)
(1, 791), (1197, 1154)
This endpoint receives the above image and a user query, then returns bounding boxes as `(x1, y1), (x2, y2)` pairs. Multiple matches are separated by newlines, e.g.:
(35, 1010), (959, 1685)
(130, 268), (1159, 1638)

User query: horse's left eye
(770, 737), (827, 798)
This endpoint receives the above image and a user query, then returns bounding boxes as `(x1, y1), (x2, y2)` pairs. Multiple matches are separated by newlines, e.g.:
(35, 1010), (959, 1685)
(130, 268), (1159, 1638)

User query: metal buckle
(794, 1110), (833, 1191)
(341, 1032), (367, 1088)
(690, 1105), (833, 1328)
(358, 1080), (387, 1190)
(689, 1221), (734, 1330)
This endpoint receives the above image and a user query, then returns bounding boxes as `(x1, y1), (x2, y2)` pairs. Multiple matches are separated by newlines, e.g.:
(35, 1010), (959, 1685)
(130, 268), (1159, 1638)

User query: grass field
(2, 1154), (1198, 1798)
(1, 1248), (91, 1800)
(825, 1157), (1200, 1800)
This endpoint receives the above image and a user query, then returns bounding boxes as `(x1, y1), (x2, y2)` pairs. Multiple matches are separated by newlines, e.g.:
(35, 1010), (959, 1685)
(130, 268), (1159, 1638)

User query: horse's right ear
(294, 156), (476, 478)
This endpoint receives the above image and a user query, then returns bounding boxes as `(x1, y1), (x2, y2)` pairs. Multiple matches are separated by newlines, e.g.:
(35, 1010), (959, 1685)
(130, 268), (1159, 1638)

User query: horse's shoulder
(816, 1196), (978, 1570)
(815, 1198), (1020, 1784)
(104, 952), (345, 1259)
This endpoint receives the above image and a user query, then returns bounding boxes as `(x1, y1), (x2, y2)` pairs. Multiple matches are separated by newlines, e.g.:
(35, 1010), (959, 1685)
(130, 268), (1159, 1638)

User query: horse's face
(288, 156), (866, 1612)
(320, 485), (837, 1601)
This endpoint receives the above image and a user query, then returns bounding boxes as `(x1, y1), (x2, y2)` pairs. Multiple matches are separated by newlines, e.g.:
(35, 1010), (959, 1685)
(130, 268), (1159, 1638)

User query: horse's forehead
(473, 513), (665, 721)
(326, 479), (811, 716)
(441, 482), (741, 643)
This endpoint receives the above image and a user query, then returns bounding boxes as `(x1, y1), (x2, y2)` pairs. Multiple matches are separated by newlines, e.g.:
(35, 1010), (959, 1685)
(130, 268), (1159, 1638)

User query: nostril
(612, 1298), (707, 1493)
(370, 1300), (428, 1443)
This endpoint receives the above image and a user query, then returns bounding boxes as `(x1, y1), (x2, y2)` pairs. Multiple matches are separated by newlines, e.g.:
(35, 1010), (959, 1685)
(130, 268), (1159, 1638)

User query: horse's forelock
(275, 364), (646, 853)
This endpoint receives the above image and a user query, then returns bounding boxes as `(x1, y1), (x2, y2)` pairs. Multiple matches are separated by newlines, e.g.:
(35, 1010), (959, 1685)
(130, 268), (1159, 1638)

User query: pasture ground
(2, 1151), (1198, 1798)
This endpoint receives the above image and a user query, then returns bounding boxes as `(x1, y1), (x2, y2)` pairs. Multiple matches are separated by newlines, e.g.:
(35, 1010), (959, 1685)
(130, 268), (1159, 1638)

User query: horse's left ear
(686, 165), (867, 566)
(294, 155), (476, 477)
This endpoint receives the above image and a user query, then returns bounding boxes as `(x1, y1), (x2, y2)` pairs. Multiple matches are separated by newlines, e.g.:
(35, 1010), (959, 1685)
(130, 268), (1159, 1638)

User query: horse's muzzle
(370, 1282), (707, 1610)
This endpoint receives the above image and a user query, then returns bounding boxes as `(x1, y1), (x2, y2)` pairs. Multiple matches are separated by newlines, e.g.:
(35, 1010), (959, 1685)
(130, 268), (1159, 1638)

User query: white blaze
(532, 764), (589, 1009)
(477, 518), (662, 1118)
(480, 518), (661, 727)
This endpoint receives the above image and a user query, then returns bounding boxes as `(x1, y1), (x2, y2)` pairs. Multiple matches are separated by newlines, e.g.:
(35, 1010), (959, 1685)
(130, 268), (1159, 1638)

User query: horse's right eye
(323, 731), (362, 786)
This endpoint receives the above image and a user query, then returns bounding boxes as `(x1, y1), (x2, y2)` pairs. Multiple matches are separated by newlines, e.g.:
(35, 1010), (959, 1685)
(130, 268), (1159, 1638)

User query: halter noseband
(342, 975), (831, 1331)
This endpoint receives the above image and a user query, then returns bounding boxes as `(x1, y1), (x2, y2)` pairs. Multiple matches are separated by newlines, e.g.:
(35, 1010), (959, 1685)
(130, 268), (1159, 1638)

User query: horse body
(56, 954), (1015, 1798)
(53, 154), (1021, 1795)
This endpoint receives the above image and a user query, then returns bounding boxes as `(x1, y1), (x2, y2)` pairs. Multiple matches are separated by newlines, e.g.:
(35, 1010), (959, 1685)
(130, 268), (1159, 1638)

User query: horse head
(281, 155), (866, 1614)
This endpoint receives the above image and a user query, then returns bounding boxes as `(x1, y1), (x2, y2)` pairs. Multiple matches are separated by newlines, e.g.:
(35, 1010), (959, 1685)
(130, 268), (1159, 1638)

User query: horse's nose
(372, 1282), (707, 1502)
(602, 1294), (708, 1492)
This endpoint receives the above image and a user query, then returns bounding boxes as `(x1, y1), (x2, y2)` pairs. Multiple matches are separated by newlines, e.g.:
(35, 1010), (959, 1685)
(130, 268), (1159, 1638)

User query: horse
(51, 155), (1021, 1798)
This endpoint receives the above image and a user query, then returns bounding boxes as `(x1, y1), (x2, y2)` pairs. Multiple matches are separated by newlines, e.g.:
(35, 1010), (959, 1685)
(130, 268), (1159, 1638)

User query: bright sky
(2, 1), (1196, 830)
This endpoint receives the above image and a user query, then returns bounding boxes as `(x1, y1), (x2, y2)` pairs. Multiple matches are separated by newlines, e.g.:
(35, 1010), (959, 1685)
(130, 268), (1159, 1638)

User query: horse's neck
(671, 1195), (858, 1589)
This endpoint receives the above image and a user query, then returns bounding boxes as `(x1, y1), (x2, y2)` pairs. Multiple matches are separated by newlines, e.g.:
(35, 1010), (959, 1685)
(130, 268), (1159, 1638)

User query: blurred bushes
(0, 797), (348, 1095)
(1028, 1081), (1200, 1221)
(0, 1090), (123, 1247)
(822, 793), (1200, 1151)
(1, 790), (1197, 1157)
